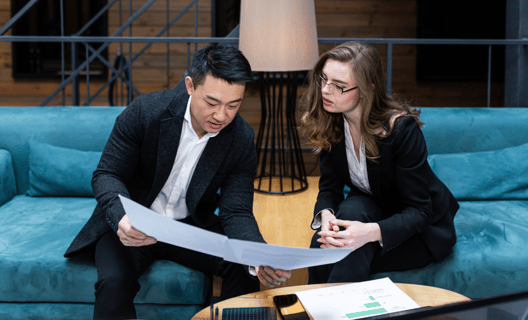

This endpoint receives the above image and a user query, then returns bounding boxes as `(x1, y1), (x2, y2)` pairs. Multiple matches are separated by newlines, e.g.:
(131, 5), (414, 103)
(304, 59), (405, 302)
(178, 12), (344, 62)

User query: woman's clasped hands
(317, 210), (381, 251)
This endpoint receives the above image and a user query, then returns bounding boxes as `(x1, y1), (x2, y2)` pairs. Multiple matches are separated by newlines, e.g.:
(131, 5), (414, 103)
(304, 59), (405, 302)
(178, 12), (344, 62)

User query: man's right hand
(117, 214), (157, 247)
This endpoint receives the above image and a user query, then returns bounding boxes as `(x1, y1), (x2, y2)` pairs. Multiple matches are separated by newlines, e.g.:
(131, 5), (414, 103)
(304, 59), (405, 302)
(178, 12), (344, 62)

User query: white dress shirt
(150, 96), (219, 220)
(150, 96), (259, 275)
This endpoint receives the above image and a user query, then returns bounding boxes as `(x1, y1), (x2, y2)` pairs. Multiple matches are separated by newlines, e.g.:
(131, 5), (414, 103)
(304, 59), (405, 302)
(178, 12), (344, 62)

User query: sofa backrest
(1, 106), (527, 195)
(0, 107), (125, 195)
(418, 107), (528, 155)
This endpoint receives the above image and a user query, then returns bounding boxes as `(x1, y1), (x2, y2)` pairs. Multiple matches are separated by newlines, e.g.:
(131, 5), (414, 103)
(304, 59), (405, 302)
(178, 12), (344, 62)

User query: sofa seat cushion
(0, 195), (206, 304)
(370, 200), (528, 298)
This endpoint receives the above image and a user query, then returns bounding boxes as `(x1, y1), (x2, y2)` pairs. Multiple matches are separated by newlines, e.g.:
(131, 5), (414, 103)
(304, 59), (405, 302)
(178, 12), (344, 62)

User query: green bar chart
(346, 297), (387, 319)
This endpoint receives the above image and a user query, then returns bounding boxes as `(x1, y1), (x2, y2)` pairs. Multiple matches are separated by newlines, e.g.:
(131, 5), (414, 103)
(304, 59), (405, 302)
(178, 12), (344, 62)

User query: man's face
(185, 75), (245, 139)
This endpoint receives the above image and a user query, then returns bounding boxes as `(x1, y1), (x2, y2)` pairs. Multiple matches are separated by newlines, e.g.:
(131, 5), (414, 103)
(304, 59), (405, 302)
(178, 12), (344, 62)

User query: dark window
(11, 0), (108, 79)
(212, 0), (240, 37)
(416, 0), (506, 82)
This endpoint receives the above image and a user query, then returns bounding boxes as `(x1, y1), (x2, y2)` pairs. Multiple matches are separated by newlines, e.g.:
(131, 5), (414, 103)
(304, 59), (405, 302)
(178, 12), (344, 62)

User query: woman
(301, 41), (459, 284)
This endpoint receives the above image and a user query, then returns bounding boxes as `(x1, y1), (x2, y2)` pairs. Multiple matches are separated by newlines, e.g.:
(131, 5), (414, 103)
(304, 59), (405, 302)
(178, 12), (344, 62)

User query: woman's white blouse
(343, 116), (372, 195)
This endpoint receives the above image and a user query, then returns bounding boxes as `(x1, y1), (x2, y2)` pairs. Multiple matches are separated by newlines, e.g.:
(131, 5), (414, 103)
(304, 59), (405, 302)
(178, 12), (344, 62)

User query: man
(64, 44), (291, 319)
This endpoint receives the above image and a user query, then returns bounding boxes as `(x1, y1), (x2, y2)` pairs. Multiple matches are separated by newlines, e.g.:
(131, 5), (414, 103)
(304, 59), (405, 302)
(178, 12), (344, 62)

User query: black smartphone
(273, 293), (310, 320)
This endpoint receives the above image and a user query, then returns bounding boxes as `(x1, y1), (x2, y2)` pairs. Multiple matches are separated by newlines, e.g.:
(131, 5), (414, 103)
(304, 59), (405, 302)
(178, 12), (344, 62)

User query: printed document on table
(295, 278), (420, 320)
(119, 195), (354, 270)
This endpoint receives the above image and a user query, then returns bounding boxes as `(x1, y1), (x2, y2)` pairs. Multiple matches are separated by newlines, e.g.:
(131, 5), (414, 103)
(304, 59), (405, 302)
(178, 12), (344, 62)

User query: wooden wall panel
(1, 0), (502, 108)
(108, 12), (211, 27)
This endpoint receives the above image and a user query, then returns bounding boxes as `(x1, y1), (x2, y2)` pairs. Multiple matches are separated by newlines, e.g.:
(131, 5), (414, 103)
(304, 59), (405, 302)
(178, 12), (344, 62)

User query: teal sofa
(0, 106), (527, 320)
(370, 107), (528, 299)
(0, 107), (210, 320)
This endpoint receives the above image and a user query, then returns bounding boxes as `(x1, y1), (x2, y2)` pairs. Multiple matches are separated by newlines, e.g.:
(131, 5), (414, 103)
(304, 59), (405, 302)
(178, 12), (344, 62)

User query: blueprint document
(119, 195), (354, 270)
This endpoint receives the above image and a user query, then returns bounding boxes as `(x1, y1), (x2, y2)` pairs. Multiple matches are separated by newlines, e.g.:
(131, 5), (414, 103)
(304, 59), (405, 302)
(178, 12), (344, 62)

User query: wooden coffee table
(192, 283), (470, 319)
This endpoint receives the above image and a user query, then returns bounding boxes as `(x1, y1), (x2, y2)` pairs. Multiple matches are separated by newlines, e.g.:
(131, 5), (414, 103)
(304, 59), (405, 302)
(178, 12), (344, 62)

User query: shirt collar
(184, 95), (220, 139)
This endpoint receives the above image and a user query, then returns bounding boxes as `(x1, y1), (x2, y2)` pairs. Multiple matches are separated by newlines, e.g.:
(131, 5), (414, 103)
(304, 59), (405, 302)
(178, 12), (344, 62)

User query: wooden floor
(213, 176), (320, 296)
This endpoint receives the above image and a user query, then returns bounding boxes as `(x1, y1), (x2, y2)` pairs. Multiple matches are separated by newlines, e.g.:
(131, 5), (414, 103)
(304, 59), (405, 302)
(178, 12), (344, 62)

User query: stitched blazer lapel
(186, 130), (233, 215)
(147, 92), (187, 205)
(367, 127), (389, 201)
(367, 157), (381, 199)
(334, 138), (353, 187)
(336, 119), (353, 187)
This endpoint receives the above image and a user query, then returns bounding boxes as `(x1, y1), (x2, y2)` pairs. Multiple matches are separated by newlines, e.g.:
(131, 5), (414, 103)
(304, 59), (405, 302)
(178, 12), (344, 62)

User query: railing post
(195, 0), (198, 52)
(166, 0), (170, 89)
(60, 0), (65, 106)
(71, 42), (80, 106)
(86, 44), (90, 106)
(188, 42), (191, 71)
(386, 43), (393, 96)
(128, 0), (133, 104)
(487, 45), (492, 108)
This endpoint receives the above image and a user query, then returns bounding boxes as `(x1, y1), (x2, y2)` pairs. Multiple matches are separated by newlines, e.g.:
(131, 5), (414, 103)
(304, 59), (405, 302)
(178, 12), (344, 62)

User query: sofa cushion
(0, 150), (16, 206)
(0, 107), (124, 195)
(428, 142), (528, 200)
(28, 140), (101, 197)
(371, 200), (528, 298)
(418, 107), (528, 155)
(0, 303), (201, 320)
(0, 195), (206, 304)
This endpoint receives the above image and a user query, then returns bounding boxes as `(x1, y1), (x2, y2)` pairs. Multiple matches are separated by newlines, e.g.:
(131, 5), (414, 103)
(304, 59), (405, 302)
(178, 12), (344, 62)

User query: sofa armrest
(0, 149), (16, 206)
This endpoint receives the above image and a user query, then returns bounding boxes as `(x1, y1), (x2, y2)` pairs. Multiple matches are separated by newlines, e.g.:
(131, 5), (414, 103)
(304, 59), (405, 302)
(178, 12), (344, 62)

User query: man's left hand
(255, 266), (291, 288)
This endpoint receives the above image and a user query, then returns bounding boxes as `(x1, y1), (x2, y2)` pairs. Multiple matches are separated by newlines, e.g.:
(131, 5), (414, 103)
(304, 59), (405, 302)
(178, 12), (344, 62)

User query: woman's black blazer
(314, 116), (459, 261)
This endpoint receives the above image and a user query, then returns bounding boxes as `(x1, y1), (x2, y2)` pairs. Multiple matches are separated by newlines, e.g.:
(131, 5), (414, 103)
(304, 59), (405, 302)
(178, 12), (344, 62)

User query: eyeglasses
(314, 73), (358, 95)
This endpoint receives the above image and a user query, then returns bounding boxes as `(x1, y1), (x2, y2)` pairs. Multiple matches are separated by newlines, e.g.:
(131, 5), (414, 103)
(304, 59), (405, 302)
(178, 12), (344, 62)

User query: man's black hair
(189, 44), (253, 88)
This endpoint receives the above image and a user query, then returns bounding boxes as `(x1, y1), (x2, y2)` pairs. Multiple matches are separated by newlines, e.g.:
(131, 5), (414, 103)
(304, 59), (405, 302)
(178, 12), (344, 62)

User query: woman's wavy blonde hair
(300, 41), (422, 160)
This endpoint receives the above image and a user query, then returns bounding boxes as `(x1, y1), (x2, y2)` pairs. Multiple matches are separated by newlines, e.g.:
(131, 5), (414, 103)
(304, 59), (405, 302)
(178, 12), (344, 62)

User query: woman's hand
(320, 209), (341, 247)
(317, 219), (381, 251)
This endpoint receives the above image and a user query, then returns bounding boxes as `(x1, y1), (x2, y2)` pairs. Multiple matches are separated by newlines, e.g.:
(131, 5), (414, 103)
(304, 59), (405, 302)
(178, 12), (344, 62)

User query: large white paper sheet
(225, 239), (355, 270)
(119, 195), (354, 270)
(295, 278), (420, 320)
(119, 195), (227, 258)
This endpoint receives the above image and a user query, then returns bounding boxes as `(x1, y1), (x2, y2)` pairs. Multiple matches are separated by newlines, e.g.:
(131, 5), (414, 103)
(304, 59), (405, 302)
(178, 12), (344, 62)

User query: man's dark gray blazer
(65, 88), (265, 257)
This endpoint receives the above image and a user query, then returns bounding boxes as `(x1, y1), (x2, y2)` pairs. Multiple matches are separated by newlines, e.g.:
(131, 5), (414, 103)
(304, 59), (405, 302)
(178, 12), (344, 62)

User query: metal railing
(0, 0), (202, 106)
(1, 1), (527, 107)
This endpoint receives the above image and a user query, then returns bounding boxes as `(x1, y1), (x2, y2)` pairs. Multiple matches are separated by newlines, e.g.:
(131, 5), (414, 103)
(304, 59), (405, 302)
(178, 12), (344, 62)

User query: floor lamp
(239, 0), (319, 194)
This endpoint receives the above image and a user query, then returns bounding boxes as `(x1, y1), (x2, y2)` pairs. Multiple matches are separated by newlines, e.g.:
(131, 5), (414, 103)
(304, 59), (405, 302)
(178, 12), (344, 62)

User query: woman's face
(319, 59), (362, 121)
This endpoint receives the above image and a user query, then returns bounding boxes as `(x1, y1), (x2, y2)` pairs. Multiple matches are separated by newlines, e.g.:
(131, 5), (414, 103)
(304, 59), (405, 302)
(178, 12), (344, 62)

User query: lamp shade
(239, 0), (319, 72)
